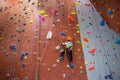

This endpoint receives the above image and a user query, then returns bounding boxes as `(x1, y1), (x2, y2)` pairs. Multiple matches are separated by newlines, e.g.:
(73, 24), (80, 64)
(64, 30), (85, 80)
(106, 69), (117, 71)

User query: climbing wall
(0, 0), (38, 80)
(75, 0), (120, 80)
(91, 0), (120, 34)
(38, 0), (87, 80)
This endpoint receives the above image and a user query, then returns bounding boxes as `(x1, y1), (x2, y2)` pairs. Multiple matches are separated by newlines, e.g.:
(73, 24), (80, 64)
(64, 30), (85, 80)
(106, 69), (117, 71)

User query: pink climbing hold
(50, 9), (57, 14)
(88, 62), (95, 71)
(39, 15), (45, 21)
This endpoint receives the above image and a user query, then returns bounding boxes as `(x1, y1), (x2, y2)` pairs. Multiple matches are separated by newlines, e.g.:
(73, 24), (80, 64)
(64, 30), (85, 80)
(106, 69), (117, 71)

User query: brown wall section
(91, 0), (120, 34)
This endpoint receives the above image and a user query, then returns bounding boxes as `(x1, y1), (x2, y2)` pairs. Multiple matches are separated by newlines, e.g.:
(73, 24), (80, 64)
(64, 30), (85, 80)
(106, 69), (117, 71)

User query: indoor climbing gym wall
(91, 0), (120, 34)
(75, 0), (120, 80)
(0, 0), (38, 80)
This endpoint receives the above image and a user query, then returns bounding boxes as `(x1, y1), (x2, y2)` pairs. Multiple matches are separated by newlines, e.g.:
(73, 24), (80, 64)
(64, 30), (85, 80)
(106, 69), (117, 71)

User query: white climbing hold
(46, 31), (52, 39)
(55, 45), (60, 50)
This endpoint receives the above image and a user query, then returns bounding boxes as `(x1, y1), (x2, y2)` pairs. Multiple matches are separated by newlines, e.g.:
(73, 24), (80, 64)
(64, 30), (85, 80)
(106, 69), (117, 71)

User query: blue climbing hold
(60, 32), (66, 36)
(107, 10), (113, 14)
(115, 40), (120, 44)
(100, 20), (105, 26)
(69, 63), (74, 68)
(104, 74), (113, 79)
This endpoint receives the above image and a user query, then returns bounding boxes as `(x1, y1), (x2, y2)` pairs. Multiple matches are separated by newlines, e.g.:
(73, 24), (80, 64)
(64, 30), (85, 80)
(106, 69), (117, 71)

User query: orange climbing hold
(66, 36), (72, 41)
(83, 37), (89, 42)
(67, 15), (74, 22)
(88, 48), (96, 54)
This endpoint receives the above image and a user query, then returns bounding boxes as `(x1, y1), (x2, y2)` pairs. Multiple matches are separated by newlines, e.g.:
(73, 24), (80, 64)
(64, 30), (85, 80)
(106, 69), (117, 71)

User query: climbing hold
(48, 68), (51, 71)
(76, 40), (81, 44)
(6, 73), (10, 78)
(100, 20), (105, 26)
(88, 63), (94, 71)
(40, 10), (46, 15)
(85, 61), (88, 65)
(50, 9), (57, 14)
(67, 15), (74, 22)
(80, 70), (83, 74)
(70, 11), (76, 15)
(39, 15), (45, 21)
(73, 33), (77, 36)
(46, 31), (52, 39)
(83, 37), (88, 42)
(37, 57), (41, 61)
(60, 32), (66, 36)
(24, 56), (27, 60)
(88, 48), (96, 54)
(22, 63), (26, 67)
(55, 45), (60, 50)
(81, 18), (85, 21)
(24, 34), (27, 38)
(56, 19), (60, 22)
(115, 40), (120, 44)
(13, 77), (19, 80)
(75, 1), (78, 6)
(69, 63), (74, 68)
(63, 73), (66, 78)
(104, 74), (113, 79)
(107, 10), (113, 14)
(77, 49), (81, 52)
(76, 30), (80, 33)
(52, 64), (57, 67)
(78, 56), (81, 59)
(30, 20), (33, 24)
(80, 66), (83, 69)
(87, 31), (91, 35)
(75, 27), (80, 30)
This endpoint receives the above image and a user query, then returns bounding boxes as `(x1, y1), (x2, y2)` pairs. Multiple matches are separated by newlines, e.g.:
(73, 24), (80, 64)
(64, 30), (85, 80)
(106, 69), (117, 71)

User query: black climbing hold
(28, 0), (30, 2)
(32, 2), (35, 5)
(18, 38), (20, 42)
(23, 23), (26, 26)
(113, 48), (115, 50)
(25, 12), (27, 15)
(107, 40), (109, 42)
(10, 17), (13, 20)
(25, 52), (28, 55)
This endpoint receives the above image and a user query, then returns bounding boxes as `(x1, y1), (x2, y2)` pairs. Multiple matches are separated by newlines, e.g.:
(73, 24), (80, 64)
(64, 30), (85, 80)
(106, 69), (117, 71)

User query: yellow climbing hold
(35, 29), (38, 32)
(80, 66), (83, 69)
(24, 56), (27, 60)
(70, 11), (76, 15)
(76, 24), (79, 27)
(85, 61), (88, 65)
(75, 1), (78, 6)
(30, 20), (33, 24)
(40, 10), (46, 15)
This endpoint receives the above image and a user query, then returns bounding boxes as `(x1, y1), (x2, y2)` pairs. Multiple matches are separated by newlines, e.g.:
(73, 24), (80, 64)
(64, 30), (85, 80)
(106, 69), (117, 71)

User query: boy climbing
(57, 36), (74, 68)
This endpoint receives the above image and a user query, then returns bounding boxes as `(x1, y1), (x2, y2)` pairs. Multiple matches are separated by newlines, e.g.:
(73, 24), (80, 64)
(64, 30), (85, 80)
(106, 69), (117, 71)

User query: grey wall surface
(75, 0), (120, 80)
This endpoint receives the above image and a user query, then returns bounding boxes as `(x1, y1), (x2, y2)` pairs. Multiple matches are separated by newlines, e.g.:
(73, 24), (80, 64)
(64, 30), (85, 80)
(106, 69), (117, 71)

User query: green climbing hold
(76, 40), (81, 45)
(80, 70), (83, 74)
(81, 18), (85, 21)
